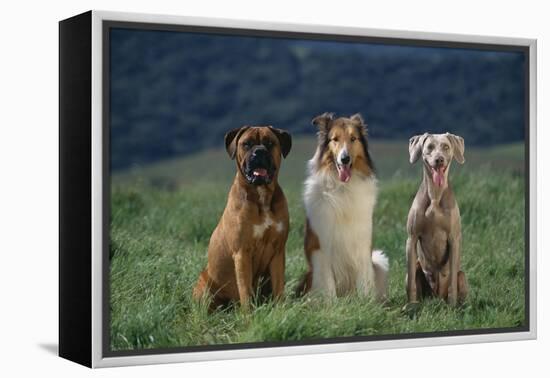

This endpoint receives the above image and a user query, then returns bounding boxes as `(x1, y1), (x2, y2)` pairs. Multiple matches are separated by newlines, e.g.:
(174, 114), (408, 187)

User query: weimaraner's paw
(447, 295), (458, 307)
(448, 297), (467, 308)
(402, 302), (421, 318)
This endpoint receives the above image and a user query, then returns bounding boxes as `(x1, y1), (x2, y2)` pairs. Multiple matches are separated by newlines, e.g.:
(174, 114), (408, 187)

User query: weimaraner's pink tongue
(432, 167), (445, 187)
(338, 165), (351, 182)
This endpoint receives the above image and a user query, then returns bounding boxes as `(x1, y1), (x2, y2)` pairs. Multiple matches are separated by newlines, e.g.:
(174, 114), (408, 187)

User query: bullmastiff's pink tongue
(338, 165), (351, 183)
(431, 166), (445, 187)
(253, 168), (268, 178)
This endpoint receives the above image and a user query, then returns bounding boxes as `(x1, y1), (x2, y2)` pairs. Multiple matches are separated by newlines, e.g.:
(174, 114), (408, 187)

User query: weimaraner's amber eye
(443, 144), (450, 150)
(427, 144), (434, 151)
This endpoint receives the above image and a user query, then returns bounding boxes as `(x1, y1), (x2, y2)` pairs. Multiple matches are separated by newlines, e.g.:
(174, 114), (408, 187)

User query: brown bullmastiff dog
(193, 125), (292, 310)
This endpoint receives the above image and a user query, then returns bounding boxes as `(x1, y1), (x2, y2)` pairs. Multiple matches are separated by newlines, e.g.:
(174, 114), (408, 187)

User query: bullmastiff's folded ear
(446, 132), (465, 164)
(409, 133), (429, 164)
(225, 126), (250, 159)
(268, 126), (292, 158)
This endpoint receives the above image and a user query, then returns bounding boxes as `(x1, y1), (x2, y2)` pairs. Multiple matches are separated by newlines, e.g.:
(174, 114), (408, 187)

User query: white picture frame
(59, 10), (537, 368)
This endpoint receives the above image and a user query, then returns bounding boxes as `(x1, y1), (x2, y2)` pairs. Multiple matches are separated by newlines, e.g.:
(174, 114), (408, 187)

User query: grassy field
(110, 138), (526, 351)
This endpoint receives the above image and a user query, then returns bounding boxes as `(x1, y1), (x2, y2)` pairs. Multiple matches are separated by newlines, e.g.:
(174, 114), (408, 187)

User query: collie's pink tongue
(432, 166), (445, 187)
(253, 168), (268, 177)
(338, 165), (351, 183)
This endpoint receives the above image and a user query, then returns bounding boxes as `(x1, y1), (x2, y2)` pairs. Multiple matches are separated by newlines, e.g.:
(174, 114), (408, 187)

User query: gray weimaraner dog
(405, 132), (468, 309)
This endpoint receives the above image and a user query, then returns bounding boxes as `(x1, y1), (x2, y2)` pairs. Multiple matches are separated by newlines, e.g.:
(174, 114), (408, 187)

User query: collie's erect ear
(268, 126), (292, 158)
(350, 113), (368, 136)
(409, 133), (429, 164)
(446, 133), (465, 164)
(311, 112), (334, 139)
(312, 112), (334, 129)
(224, 126), (250, 160)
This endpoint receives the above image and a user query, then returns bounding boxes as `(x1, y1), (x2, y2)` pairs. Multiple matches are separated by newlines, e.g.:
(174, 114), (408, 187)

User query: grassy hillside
(114, 138), (524, 187)
(109, 140), (526, 351)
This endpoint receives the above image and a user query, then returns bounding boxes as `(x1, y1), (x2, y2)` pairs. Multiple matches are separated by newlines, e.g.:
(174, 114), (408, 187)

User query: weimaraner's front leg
(447, 235), (461, 306)
(406, 235), (419, 303)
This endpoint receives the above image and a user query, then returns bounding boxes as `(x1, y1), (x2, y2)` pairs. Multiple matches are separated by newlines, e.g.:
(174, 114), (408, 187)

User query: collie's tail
(372, 250), (389, 301)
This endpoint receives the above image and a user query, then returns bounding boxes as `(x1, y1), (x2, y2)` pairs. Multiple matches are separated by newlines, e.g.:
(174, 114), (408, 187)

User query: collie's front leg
(310, 250), (336, 297)
(356, 257), (375, 297)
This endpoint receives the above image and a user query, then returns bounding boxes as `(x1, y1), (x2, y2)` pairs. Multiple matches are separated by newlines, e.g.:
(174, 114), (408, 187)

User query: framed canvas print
(59, 10), (537, 368)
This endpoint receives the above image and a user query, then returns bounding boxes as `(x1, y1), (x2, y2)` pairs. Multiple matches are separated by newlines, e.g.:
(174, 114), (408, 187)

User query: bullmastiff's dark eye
(243, 140), (253, 149)
(264, 140), (274, 149)
(350, 136), (357, 142)
(331, 137), (339, 143)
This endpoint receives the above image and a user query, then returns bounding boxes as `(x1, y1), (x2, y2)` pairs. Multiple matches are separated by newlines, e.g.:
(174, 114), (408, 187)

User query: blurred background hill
(110, 28), (525, 171)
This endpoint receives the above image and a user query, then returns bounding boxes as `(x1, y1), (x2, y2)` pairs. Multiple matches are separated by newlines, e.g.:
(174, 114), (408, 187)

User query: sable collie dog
(296, 113), (389, 300)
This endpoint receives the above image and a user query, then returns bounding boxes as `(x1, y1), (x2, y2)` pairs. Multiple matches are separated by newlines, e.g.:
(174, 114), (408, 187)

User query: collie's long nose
(338, 149), (351, 165)
(341, 154), (350, 165)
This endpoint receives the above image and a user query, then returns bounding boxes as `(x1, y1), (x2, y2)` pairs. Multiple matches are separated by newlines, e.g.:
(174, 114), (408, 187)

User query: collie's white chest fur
(304, 169), (379, 296)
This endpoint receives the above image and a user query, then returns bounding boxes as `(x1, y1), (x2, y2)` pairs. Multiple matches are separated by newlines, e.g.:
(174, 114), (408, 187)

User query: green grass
(109, 139), (526, 351)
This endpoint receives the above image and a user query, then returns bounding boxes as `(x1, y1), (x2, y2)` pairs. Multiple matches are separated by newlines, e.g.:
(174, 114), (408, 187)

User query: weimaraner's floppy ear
(350, 113), (368, 136)
(225, 126), (250, 160)
(446, 133), (465, 164)
(268, 126), (292, 158)
(409, 133), (429, 164)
